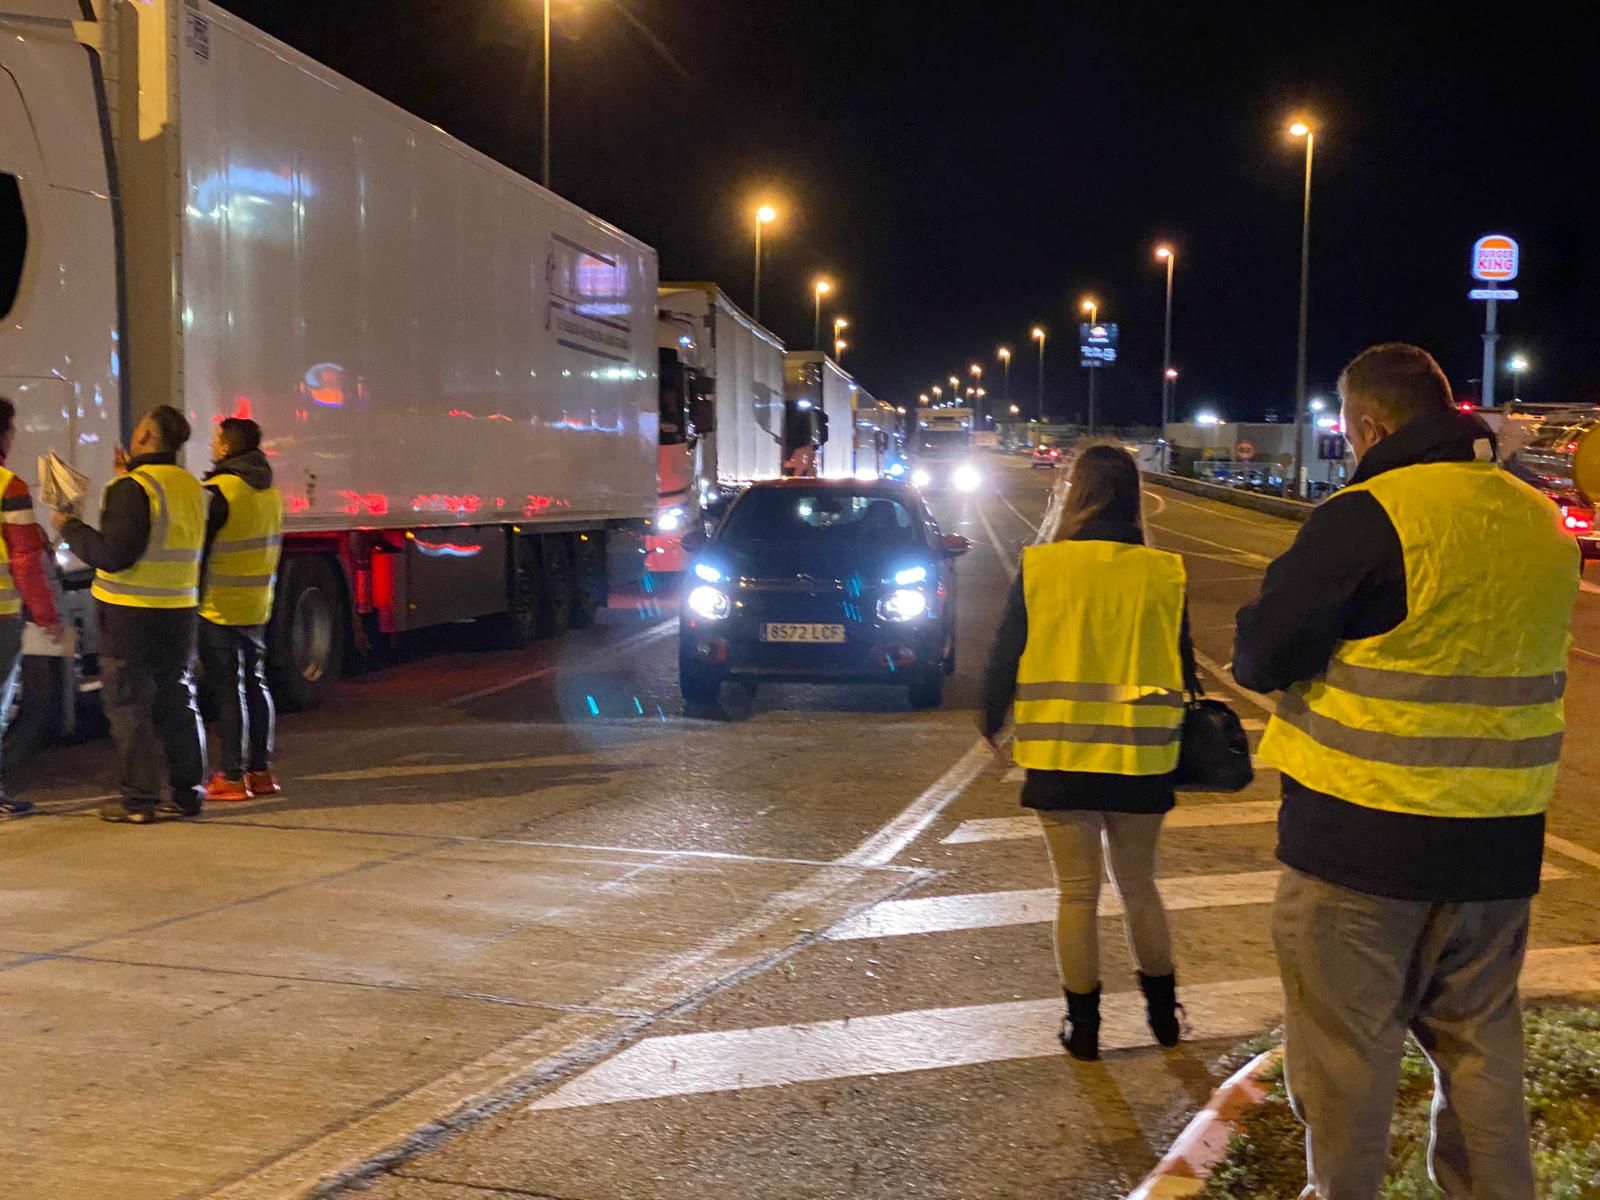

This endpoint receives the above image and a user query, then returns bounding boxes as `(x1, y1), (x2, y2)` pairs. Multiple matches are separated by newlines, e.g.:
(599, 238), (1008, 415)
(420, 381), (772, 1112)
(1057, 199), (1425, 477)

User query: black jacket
(981, 518), (1199, 814)
(62, 451), (211, 669)
(1233, 408), (1546, 902)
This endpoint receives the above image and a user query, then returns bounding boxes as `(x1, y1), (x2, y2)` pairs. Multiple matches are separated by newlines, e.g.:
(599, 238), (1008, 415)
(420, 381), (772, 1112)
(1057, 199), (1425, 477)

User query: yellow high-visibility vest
(1258, 461), (1580, 818)
(0, 465), (21, 618)
(1012, 540), (1187, 775)
(199, 474), (284, 627)
(91, 464), (206, 610)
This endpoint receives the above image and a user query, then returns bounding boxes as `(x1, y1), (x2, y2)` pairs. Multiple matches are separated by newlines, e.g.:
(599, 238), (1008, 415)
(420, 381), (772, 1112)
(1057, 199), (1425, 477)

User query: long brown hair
(1052, 442), (1144, 542)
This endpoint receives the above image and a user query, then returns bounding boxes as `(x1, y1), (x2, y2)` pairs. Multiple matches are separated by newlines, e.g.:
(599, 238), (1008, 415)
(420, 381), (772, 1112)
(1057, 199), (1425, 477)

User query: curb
(1125, 1047), (1283, 1199)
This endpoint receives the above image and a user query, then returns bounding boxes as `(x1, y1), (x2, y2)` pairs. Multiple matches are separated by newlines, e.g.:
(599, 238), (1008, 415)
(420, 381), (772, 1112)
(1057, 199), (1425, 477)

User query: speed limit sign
(1235, 439), (1256, 461)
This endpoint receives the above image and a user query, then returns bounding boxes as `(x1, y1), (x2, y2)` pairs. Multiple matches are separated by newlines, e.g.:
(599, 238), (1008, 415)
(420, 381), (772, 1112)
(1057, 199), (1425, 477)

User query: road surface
(5, 453), (1600, 1200)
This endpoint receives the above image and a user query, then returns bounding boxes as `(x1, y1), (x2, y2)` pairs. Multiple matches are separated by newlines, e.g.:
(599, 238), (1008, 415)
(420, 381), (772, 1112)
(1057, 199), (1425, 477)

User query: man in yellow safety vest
(197, 417), (284, 801)
(1234, 343), (1579, 1198)
(53, 405), (211, 824)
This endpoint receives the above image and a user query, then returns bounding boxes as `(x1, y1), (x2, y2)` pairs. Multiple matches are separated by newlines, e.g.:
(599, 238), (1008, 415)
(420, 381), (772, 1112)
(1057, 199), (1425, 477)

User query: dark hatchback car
(679, 479), (971, 709)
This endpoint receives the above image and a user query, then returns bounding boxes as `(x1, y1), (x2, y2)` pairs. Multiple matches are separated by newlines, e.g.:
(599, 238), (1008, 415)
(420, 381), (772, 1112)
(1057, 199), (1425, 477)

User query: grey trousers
(0, 618), (21, 802)
(1037, 810), (1174, 994)
(1273, 867), (1535, 1200)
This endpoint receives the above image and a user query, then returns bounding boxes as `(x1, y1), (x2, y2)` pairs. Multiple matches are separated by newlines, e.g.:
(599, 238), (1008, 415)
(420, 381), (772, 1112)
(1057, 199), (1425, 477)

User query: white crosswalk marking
(828, 863), (1573, 941)
(943, 801), (1280, 845)
(529, 944), (1600, 1112)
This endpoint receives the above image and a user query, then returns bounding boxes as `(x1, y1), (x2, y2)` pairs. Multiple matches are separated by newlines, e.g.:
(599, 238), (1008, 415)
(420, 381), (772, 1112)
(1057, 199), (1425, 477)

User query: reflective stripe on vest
(199, 475), (284, 626)
(1011, 540), (1186, 776)
(0, 465), (18, 617)
(1258, 461), (1580, 818)
(91, 465), (206, 610)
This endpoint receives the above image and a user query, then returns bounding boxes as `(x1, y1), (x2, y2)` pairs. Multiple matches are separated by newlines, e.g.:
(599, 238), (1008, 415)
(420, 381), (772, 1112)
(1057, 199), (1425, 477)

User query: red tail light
(1561, 506), (1595, 533)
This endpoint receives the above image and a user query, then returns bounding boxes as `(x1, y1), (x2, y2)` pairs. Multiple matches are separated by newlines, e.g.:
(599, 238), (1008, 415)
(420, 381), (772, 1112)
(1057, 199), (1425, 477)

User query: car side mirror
(941, 534), (972, 558)
(682, 529), (709, 554)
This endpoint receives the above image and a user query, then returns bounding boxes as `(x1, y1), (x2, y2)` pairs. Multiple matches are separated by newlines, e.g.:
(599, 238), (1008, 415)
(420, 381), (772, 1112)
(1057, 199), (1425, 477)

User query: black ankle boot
(1138, 971), (1183, 1047)
(1060, 986), (1102, 1061)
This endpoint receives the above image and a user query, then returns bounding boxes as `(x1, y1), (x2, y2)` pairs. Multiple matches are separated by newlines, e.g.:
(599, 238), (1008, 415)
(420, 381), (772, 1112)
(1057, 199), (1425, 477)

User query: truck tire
(907, 670), (944, 710)
(268, 555), (346, 712)
(481, 537), (538, 650)
(536, 535), (574, 639)
(571, 532), (606, 629)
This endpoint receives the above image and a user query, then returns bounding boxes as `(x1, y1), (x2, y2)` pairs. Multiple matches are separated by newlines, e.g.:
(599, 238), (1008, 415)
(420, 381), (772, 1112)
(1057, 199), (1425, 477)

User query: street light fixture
(1080, 296), (1099, 324)
(1508, 354), (1530, 402)
(1155, 245), (1176, 431)
(812, 278), (833, 349)
(1079, 297), (1102, 432)
(919, 392), (930, 405)
(835, 338), (849, 362)
(752, 203), (778, 323)
(1287, 114), (1317, 497)
(997, 346), (1012, 411)
(1031, 327), (1047, 421)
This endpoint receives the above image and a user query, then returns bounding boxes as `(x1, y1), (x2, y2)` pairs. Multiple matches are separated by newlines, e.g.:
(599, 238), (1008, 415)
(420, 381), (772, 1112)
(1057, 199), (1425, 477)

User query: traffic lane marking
(303, 750), (656, 782)
(528, 976), (1286, 1112)
(1147, 487), (1303, 536)
(826, 862), (1575, 942)
(944, 802), (1281, 845)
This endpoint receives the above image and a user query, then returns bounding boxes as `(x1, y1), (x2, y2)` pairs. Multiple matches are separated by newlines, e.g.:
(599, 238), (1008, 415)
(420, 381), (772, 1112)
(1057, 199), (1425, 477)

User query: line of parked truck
(0, 0), (910, 751)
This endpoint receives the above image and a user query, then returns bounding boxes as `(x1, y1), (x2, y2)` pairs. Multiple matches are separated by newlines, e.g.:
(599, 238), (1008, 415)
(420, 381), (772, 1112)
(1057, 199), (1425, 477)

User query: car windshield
(721, 489), (918, 545)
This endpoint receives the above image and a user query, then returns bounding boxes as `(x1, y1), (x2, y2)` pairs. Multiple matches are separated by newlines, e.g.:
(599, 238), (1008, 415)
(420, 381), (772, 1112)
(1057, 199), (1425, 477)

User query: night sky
(216, 1), (1597, 424)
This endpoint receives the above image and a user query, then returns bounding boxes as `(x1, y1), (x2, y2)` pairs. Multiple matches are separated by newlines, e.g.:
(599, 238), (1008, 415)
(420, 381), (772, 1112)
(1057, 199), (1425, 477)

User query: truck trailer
(783, 351), (860, 480)
(0, 0), (665, 730)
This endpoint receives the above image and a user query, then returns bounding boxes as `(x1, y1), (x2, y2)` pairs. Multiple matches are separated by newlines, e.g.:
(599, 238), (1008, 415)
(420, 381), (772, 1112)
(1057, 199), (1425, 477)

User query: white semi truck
(652, 284), (785, 568)
(0, 0), (668, 734)
(783, 351), (862, 480)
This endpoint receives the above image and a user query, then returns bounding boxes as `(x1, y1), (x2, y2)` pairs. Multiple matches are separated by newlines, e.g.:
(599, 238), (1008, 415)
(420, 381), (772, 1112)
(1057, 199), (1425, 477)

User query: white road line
(526, 942), (1600, 1112)
(944, 802), (1281, 846)
(829, 862), (1575, 942)
(840, 741), (993, 869)
(1148, 488), (1301, 535)
(1580, 579), (1600, 595)
(304, 751), (651, 783)
(1147, 520), (1275, 567)
(445, 620), (676, 706)
(1547, 834), (1600, 872)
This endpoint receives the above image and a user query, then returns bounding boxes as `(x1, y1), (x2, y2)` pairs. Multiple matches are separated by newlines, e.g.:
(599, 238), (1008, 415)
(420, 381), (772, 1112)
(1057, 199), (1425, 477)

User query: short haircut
(0, 396), (13, 440)
(146, 404), (191, 452)
(1338, 343), (1454, 425)
(218, 416), (262, 457)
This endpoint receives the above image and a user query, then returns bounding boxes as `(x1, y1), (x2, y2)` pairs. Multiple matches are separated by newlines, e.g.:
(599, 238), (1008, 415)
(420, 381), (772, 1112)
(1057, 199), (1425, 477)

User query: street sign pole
(1088, 369), (1098, 435)
(1481, 297), (1499, 409)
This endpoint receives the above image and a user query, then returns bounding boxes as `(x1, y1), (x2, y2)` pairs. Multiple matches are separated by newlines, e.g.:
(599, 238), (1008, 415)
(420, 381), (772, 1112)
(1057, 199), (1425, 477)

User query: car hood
(709, 539), (927, 584)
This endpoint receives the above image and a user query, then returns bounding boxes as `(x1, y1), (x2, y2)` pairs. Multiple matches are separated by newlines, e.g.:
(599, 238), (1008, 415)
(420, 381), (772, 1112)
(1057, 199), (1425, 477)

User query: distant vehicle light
(877, 588), (928, 622)
(855, 466), (879, 481)
(953, 464), (983, 493)
(693, 562), (724, 583)
(893, 565), (929, 586)
(886, 462), (908, 477)
(911, 468), (933, 489)
(658, 507), (685, 533)
(687, 585), (731, 620)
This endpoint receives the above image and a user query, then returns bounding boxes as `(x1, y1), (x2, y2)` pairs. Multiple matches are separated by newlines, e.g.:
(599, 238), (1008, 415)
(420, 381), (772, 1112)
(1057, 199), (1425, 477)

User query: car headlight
(911, 468), (932, 489)
(687, 585), (731, 620)
(658, 507), (686, 533)
(693, 561), (726, 583)
(952, 464), (982, 493)
(892, 564), (928, 586)
(877, 588), (928, 622)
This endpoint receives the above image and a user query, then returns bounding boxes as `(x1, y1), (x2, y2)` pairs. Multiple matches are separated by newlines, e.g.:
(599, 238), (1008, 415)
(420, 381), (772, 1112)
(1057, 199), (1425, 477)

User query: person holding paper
(0, 396), (65, 817)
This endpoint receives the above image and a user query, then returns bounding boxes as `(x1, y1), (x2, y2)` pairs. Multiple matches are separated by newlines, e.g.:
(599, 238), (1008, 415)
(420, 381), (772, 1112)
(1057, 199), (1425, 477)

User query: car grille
(737, 575), (846, 595)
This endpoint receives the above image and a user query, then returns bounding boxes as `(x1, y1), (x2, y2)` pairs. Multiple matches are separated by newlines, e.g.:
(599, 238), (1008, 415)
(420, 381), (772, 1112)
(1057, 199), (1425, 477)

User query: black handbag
(1175, 684), (1255, 793)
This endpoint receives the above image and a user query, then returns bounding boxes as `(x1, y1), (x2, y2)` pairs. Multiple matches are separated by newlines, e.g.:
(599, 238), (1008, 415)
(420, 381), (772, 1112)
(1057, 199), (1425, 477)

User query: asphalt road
(5, 454), (1600, 1200)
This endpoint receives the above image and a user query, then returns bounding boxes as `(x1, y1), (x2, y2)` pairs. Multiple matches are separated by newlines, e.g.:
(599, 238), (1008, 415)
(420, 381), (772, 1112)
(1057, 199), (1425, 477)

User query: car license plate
(761, 623), (846, 644)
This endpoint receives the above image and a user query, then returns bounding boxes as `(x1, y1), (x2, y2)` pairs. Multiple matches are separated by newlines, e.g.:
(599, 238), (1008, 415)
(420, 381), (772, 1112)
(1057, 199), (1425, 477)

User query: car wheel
(680, 662), (723, 707)
(907, 670), (944, 710)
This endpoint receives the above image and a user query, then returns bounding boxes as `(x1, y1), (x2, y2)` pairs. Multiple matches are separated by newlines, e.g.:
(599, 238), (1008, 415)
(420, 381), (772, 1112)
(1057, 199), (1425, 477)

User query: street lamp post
(835, 338), (848, 364)
(812, 278), (832, 350)
(1288, 117), (1316, 498)
(752, 204), (777, 324)
(969, 363), (983, 424)
(949, 376), (960, 409)
(1080, 297), (1100, 434)
(834, 317), (849, 356)
(541, 0), (553, 188)
(998, 346), (1012, 412)
(1156, 246), (1176, 432)
(1031, 327), (1047, 421)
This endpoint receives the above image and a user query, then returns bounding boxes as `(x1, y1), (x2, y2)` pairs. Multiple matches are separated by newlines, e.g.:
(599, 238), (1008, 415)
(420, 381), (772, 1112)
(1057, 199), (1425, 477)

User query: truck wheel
(536, 536), (574, 639)
(570, 532), (606, 629)
(481, 538), (538, 650)
(907, 670), (944, 710)
(268, 555), (346, 712)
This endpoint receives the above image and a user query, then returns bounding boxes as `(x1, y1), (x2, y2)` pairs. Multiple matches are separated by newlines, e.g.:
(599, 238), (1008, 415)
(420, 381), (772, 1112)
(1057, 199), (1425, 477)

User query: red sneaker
(245, 770), (282, 797)
(205, 772), (250, 802)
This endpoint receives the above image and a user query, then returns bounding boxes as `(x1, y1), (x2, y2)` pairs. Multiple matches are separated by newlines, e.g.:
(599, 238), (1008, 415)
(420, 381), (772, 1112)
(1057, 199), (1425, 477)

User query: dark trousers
(198, 620), (274, 778)
(101, 655), (206, 810)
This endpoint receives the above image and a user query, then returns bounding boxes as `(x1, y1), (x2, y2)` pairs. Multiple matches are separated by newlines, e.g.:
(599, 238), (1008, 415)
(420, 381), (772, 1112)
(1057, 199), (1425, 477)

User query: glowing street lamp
(834, 338), (849, 362)
(1155, 245), (1177, 430)
(997, 345), (1012, 409)
(919, 392), (930, 405)
(1287, 114), (1317, 496)
(752, 203), (779, 323)
(1031, 327), (1047, 420)
(834, 316), (849, 343)
(1508, 354), (1530, 402)
(1080, 296), (1099, 324)
(812, 278), (833, 349)
(1080, 297), (1102, 432)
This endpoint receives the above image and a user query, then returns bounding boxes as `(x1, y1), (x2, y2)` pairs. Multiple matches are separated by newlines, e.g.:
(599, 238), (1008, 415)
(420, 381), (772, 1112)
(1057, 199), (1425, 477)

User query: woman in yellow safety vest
(980, 443), (1197, 1061)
